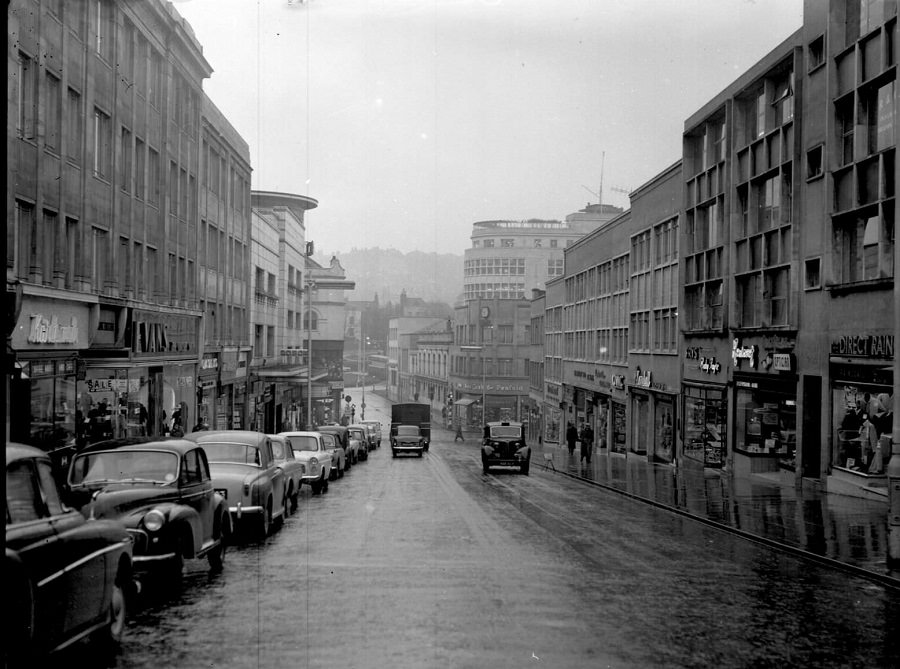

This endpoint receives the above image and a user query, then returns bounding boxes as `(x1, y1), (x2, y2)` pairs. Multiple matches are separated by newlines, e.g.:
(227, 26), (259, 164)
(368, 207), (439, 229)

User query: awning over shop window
(454, 398), (475, 407)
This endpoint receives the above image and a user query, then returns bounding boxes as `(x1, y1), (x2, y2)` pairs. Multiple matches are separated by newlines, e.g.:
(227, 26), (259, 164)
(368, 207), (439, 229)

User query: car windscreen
(286, 435), (319, 453)
(396, 426), (420, 436)
(271, 440), (286, 459)
(489, 426), (522, 439)
(70, 450), (180, 485)
(202, 442), (262, 466)
(349, 429), (365, 440)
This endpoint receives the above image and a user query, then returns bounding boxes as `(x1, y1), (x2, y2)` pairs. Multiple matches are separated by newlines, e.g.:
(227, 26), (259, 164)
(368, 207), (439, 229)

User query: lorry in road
(390, 403), (431, 456)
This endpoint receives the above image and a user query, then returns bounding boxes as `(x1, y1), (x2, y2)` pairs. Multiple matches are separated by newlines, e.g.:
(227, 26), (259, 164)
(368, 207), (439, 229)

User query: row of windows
(464, 257), (526, 276)
(463, 283), (526, 300)
(474, 238), (573, 249)
(628, 308), (678, 353)
(452, 357), (521, 377)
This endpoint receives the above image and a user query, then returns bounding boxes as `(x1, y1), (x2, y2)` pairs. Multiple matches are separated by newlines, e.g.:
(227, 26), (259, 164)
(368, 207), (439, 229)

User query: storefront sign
(545, 383), (561, 401)
(772, 353), (793, 372)
(132, 311), (198, 356)
(685, 347), (702, 360)
(633, 367), (652, 388)
(732, 339), (757, 369)
(700, 357), (721, 374)
(830, 334), (894, 359)
(27, 314), (79, 345)
(201, 355), (219, 371)
(611, 374), (626, 391)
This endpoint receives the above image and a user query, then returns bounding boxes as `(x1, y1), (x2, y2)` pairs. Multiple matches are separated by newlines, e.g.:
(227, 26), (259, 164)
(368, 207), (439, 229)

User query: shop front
(8, 296), (89, 472)
(829, 334), (893, 479)
(543, 381), (563, 445)
(564, 362), (627, 455)
(197, 353), (219, 430)
(730, 336), (799, 478)
(681, 338), (729, 468)
(629, 364), (677, 464)
(454, 378), (528, 426)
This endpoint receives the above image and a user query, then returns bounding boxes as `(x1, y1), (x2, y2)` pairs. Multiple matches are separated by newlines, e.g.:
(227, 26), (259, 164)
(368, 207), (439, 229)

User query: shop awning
(454, 398), (475, 407)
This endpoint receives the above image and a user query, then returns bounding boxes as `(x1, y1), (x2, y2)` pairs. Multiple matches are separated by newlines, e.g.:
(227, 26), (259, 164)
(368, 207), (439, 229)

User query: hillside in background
(322, 247), (464, 305)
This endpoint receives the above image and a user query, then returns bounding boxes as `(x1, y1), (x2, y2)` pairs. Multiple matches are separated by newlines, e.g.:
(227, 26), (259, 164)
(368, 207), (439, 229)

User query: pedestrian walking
(454, 421), (465, 442)
(566, 422), (578, 456)
(580, 423), (594, 464)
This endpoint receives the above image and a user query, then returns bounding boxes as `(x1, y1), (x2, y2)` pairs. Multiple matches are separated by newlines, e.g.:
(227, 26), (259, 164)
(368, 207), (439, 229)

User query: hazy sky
(172, 0), (803, 256)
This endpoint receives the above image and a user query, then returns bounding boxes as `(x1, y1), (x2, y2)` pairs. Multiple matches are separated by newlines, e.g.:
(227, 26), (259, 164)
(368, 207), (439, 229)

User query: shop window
(682, 386), (727, 467)
(734, 387), (797, 467)
(833, 381), (893, 473)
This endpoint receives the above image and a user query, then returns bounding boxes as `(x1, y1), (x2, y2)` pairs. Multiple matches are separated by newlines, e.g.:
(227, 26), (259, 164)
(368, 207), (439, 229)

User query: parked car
(279, 431), (332, 494)
(269, 434), (305, 514)
(359, 419), (382, 448)
(347, 425), (370, 461)
(319, 425), (357, 465)
(318, 431), (345, 479)
(7, 443), (134, 663)
(66, 438), (231, 581)
(481, 421), (531, 475)
(391, 424), (425, 457)
(186, 431), (286, 539)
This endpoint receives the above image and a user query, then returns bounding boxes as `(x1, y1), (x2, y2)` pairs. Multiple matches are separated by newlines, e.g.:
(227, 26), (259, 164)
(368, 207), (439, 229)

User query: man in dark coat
(580, 423), (594, 464)
(566, 422), (578, 455)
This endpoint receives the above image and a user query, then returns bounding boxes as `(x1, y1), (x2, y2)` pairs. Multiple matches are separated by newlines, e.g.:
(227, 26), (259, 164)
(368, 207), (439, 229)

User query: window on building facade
(807, 145), (824, 180)
(65, 217), (79, 289)
(94, 107), (112, 179)
(92, 227), (108, 292)
(18, 52), (37, 140)
(832, 212), (895, 284)
(501, 238), (514, 247)
(550, 239), (558, 248)
(66, 88), (83, 163)
(804, 257), (821, 289)
(120, 127), (132, 192)
(134, 242), (144, 298)
(808, 34), (825, 71)
(772, 71), (794, 125)
(45, 72), (61, 152)
(148, 147), (160, 205)
(41, 209), (58, 285)
(533, 239), (542, 247)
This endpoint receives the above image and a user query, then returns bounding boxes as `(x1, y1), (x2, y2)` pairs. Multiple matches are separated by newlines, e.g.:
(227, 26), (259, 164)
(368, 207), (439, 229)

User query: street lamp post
(460, 345), (485, 425)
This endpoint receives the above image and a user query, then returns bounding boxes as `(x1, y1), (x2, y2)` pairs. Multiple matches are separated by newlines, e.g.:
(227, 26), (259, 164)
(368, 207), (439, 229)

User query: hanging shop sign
(633, 367), (652, 388)
(830, 334), (893, 359)
(771, 353), (793, 372)
(131, 311), (198, 357)
(27, 314), (79, 345)
(700, 357), (722, 374)
(611, 374), (626, 391)
(732, 339), (757, 369)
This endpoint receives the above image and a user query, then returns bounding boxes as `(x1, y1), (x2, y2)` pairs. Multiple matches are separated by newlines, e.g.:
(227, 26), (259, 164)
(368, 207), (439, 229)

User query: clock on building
(480, 306), (490, 319)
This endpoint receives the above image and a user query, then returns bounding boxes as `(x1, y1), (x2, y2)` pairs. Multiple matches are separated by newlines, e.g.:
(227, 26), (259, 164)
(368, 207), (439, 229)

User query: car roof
(186, 430), (268, 446)
(76, 437), (198, 456)
(318, 425), (347, 433)
(6, 442), (50, 462)
(486, 421), (523, 427)
(277, 431), (321, 438)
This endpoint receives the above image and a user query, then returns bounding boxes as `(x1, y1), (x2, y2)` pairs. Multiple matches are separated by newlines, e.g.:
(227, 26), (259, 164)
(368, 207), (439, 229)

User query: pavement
(370, 388), (900, 590)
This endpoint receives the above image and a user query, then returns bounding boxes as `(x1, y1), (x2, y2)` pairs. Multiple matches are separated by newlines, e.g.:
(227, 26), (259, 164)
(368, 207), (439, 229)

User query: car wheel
(280, 493), (289, 525)
(290, 486), (300, 513)
(105, 578), (127, 644)
(392, 449), (398, 458)
(482, 461), (490, 475)
(321, 473), (329, 494)
(311, 479), (322, 495)
(338, 463), (345, 478)
(6, 569), (34, 665)
(208, 512), (227, 572)
(258, 501), (271, 538)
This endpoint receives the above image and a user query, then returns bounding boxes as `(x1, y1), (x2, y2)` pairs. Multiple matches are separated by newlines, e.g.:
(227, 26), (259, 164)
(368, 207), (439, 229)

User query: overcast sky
(172, 0), (803, 256)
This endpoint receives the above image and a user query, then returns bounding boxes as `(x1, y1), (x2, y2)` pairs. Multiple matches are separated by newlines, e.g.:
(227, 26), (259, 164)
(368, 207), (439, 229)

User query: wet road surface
(64, 389), (900, 668)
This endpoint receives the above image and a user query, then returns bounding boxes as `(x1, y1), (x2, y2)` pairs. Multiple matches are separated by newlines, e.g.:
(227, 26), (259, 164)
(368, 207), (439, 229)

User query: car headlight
(309, 456), (318, 466)
(143, 508), (166, 532)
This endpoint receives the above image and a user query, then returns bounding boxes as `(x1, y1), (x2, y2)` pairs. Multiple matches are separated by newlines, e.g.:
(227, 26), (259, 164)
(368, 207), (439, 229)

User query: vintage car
(319, 424), (357, 466)
(269, 434), (306, 514)
(481, 421), (531, 475)
(391, 424), (425, 457)
(7, 443), (134, 662)
(359, 420), (382, 448)
(319, 431), (346, 479)
(347, 425), (370, 461)
(67, 438), (231, 581)
(186, 431), (286, 539)
(279, 431), (333, 494)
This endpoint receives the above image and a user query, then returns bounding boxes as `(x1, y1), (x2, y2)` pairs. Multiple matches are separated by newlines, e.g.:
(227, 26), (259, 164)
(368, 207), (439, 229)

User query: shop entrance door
(802, 375), (822, 478)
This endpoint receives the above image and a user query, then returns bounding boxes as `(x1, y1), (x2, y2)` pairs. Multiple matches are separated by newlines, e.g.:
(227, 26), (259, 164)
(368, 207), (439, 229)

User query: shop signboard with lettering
(13, 298), (90, 350)
(131, 310), (198, 358)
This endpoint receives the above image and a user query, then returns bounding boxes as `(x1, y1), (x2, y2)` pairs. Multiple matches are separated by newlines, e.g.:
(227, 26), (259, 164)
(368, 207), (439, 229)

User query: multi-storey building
(6, 0), (244, 458)
(387, 316), (447, 403)
(541, 278), (566, 446)
(408, 320), (454, 423)
(197, 97), (252, 431)
(527, 288), (546, 444)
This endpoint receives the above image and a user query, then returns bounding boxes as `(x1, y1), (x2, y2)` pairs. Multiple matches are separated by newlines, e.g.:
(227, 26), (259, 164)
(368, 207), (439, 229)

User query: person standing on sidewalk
(454, 420), (465, 442)
(580, 423), (594, 465)
(566, 422), (578, 456)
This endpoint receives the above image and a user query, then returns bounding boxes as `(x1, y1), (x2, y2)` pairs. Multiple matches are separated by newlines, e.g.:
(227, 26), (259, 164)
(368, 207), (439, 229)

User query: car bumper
(229, 504), (264, 520)
(393, 444), (423, 451)
(127, 529), (177, 565)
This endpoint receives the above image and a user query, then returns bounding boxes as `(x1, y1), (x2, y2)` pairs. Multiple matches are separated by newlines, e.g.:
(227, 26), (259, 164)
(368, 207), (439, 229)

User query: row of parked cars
(4, 419), (383, 665)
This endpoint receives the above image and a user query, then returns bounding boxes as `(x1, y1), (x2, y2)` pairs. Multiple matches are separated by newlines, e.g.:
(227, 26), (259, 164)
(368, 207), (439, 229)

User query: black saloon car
(67, 438), (231, 582)
(6, 443), (133, 664)
(481, 421), (531, 475)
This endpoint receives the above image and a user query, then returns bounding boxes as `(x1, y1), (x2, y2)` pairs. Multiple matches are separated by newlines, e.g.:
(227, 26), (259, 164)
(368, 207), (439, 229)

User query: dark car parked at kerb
(67, 437), (231, 582)
(7, 443), (133, 664)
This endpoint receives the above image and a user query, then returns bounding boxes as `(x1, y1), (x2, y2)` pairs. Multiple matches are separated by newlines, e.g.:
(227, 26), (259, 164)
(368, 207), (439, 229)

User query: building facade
(7, 0), (227, 462)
